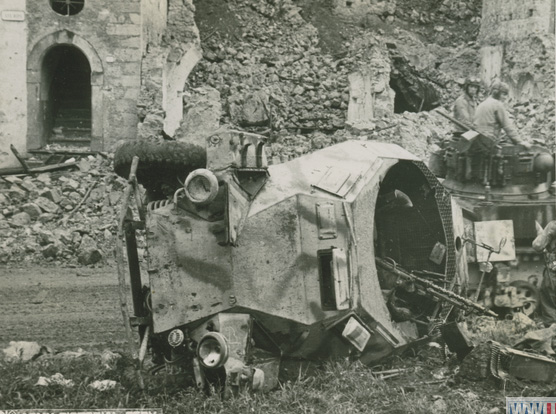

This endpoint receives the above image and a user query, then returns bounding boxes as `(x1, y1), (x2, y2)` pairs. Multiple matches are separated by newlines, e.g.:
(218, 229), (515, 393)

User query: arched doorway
(42, 45), (92, 146)
(27, 31), (104, 151)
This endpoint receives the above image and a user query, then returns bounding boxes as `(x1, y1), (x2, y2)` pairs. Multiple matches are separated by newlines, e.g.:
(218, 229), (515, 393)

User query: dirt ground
(0, 264), (127, 352)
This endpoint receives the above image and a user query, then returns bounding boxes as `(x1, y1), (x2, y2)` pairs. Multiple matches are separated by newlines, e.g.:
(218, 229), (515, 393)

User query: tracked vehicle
(115, 132), (478, 393)
(431, 130), (556, 317)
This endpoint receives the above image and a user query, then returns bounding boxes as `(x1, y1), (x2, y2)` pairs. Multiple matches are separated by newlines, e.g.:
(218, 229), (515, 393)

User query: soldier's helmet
(464, 77), (481, 89)
(490, 81), (510, 96)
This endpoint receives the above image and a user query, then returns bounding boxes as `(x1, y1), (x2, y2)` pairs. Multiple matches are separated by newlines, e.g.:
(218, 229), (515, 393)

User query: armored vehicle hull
(118, 137), (468, 393)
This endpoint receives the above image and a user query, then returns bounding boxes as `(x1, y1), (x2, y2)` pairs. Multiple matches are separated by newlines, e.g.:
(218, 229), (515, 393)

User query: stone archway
(27, 30), (104, 150)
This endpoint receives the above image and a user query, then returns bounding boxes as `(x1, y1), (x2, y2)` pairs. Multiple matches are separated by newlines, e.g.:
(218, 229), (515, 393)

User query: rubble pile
(187, 0), (467, 162)
(0, 155), (126, 266)
(514, 99), (556, 151)
(396, 0), (481, 24)
(249, 109), (452, 167)
(190, 3), (353, 133)
(1, 0), (553, 266)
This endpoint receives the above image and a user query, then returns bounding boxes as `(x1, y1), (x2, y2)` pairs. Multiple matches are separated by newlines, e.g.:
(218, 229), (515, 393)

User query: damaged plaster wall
(174, 86), (221, 148)
(480, 0), (554, 43)
(347, 40), (395, 128)
(141, 0), (168, 50)
(347, 70), (375, 128)
(163, 45), (203, 137)
(479, 0), (555, 100)
(0, 0), (27, 169)
(138, 0), (205, 142)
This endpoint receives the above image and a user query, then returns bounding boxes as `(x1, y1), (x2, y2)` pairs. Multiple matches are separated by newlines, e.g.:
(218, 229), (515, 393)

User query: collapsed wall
(138, 0), (203, 142)
(479, 0), (555, 101)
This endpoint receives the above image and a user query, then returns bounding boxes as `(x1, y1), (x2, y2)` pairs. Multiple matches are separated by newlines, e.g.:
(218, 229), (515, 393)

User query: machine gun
(434, 109), (500, 153)
(376, 257), (498, 318)
(434, 109), (498, 141)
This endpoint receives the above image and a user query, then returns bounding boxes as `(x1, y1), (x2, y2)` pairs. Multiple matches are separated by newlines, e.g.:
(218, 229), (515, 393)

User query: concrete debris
(175, 86), (222, 148)
(35, 373), (75, 388)
(20, 203), (42, 220)
(0, 154), (123, 266)
(35, 197), (61, 214)
(10, 212), (31, 227)
(100, 349), (122, 368)
(3, 341), (45, 362)
(88, 379), (118, 391)
(41, 242), (61, 259)
(77, 234), (103, 265)
(431, 396), (448, 412)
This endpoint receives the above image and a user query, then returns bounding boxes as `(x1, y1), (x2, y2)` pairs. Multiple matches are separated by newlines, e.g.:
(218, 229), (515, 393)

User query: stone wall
(479, 0), (554, 44)
(137, 0), (202, 141)
(0, 0), (27, 168)
(25, 0), (142, 152)
(141, 0), (167, 52)
(479, 0), (555, 100)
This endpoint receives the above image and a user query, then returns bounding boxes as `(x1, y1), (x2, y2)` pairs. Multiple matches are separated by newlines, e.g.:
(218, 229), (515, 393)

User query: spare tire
(114, 140), (207, 199)
(509, 280), (539, 317)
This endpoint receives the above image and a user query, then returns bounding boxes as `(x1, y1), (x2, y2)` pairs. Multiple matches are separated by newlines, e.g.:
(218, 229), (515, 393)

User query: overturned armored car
(115, 132), (471, 392)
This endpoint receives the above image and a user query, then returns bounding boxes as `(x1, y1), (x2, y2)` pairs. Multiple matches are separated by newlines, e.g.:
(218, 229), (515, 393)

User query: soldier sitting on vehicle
(473, 81), (531, 149)
(453, 77), (480, 129)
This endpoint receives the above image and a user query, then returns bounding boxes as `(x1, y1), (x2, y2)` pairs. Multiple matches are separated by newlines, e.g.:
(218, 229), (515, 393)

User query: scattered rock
(77, 235), (103, 265)
(10, 211), (31, 226)
(20, 179), (38, 192)
(431, 396), (447, 412)
(78, 158), (91, 172)
(35, 373), (75, 388)
(100, 349), (122, 368)
(0, 193), (9, 205)
(35, 197), (60, 214)
(20, 203), (42, 220)
(88, 379), (118, 391)
(8, 186), (27, 203)
(41, 243), (61, 259)
(38, 213), (56, 224)
(3, 341), (44, 362)
(37, 230), (56, 246)
(40, 188), (62, 204)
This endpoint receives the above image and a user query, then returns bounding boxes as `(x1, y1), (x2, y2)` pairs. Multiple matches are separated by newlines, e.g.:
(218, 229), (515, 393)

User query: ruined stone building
(479, 0), (555, 100)
(0, 0), (199, 168)
(0, 0), (553, 169)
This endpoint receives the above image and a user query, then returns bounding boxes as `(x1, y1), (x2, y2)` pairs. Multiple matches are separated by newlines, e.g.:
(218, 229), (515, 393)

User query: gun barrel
(434, 109), (499, 144)
(376, 258), (498, 318)
(435, 109), (473, 131)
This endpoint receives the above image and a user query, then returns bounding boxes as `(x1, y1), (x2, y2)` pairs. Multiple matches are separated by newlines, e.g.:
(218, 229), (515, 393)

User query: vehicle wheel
(509, 280), (539, 317)
(114, 140), (206, 199)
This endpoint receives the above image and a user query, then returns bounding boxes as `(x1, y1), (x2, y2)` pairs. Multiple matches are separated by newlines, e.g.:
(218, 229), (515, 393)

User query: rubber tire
(114, 140), (206, 199)
(509, 280), (540, 316)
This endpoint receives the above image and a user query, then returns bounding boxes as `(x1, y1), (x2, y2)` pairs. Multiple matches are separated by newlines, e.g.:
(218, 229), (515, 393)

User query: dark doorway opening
(389, 75), (441, 114)
(42, 45), (91, 146)
(390, 78), (416, 113)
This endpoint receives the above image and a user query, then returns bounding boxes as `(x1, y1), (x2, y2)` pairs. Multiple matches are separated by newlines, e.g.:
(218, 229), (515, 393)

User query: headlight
(183, 169), (219, 205)
(168, 329), (185, 348)
(197, 332), (229, 369)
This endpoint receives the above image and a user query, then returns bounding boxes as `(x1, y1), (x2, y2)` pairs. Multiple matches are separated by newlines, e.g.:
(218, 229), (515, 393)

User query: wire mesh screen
(414, 160), (457, 284)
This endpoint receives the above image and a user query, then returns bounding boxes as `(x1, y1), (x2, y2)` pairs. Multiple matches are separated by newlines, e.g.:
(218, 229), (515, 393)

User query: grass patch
(0, 349), (503, 414)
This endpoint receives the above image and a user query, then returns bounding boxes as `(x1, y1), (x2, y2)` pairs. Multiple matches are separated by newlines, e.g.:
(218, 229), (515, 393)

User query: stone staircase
(49, 104), (91, 147)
